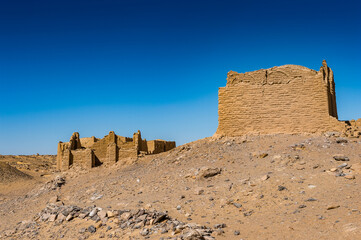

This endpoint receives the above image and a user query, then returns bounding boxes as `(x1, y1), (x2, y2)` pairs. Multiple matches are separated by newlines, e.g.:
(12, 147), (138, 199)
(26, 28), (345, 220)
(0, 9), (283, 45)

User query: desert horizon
(1, 1), (361, 239)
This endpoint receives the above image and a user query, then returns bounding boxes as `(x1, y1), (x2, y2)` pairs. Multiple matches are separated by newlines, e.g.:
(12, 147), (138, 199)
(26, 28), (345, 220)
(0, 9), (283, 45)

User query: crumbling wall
(60, 149), (72, 171)
(118, 148), (138, 159)
(216, 61), (345, 136)
(80, 137), (97, 148)
(71, 149), (95, 169)
(147, 140), (177, 154)
(57, 130), (176, 170)
(91, 132), (117, 163)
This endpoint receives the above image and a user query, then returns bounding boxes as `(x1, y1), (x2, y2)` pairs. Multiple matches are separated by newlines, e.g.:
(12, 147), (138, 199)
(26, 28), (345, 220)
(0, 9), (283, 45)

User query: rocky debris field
(2, 202), (215, 240)
(1, 133), (361, 239)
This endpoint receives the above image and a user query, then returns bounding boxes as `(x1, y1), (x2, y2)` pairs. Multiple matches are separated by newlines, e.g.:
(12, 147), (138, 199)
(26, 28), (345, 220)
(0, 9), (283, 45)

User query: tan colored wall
(165, 141), (176, 151)
(60, 149), (71, 171)
(57, 130), (176, 170)
(104, 143), (117, 165)
(217, 62), (345, 136)
(71, 149), (94, 169)
(80, 137), (96, 148)
(57, 142), (69, 170)
(117, 136), (133, 144)
(118, 149), (138, 159)
(147, 140), (176, 154)
(91, 132), (116, 163)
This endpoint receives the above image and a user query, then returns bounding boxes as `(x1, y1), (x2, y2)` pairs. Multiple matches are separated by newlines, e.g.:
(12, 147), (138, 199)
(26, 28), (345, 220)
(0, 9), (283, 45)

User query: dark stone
(88, 225), (96, 233)
(214, 223), (226, 229)
(333, 155), (349, 161)
(153, 214), (168, 224)
(233, 203), (242, 208)
(336, 138), (348, 144)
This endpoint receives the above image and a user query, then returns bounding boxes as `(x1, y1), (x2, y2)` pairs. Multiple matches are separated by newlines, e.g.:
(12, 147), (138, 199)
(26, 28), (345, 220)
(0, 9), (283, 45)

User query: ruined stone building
(216, 60), (361, 136)
(57, 131), (176, 171)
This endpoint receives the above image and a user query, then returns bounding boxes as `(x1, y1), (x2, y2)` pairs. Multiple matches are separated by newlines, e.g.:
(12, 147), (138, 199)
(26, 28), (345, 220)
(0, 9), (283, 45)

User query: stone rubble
(5, 203), (216, 239)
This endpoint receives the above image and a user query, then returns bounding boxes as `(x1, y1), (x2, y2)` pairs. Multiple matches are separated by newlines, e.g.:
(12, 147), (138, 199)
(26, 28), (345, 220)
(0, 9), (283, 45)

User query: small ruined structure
(57, 131), (176, 171)
(216, 60), (361, 136)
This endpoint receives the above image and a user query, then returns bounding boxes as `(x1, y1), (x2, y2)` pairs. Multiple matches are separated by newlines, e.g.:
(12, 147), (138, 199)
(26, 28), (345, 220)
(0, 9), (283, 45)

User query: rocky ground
(0, 133), (360, 239)
(0, 154), (56, 178)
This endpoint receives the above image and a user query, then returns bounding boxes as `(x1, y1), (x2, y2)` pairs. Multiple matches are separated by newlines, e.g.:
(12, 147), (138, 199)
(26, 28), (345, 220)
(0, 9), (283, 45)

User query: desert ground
(0, 133), (360, 240)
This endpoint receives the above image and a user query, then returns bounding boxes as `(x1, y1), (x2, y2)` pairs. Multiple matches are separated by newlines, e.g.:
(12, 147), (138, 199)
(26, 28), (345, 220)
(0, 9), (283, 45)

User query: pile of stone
(328, 161), (356, 179)
(40, 175), (66, 191)
(1, 220), (39, 239)
(6, 203), (215, 239)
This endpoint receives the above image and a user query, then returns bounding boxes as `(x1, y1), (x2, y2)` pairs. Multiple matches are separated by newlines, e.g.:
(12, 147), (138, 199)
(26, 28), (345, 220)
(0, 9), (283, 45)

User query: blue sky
(0, 0), (360, 154)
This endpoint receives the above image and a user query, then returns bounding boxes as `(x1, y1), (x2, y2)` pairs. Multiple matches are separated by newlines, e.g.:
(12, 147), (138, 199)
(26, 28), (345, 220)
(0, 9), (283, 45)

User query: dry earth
(0, 134), (361, 240)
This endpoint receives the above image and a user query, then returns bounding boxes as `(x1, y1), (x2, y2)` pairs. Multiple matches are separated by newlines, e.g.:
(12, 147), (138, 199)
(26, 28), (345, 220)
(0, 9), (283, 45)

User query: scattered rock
(183, 229), (203, 240)
(90, 193), (103, 201)
(107, 211), (114, 218)
(44, 176), (65, 190)
(48, 214), (57, 222)
(335, 172), (346, 177)
(89, 208), (98, 217)
(140, 228), (149, 236)
(48, 196), (59, 203)
(88, 225), (96, 233)
(195, 188), (205, 195)
(214, 223), (226, 229)
(327, 205), (340, 210)
(97, 210), (107, 219)
(333, 155), (349, 161)
(338, 163), (348, 168)
(198, 167), (221, 178)
(344, 174), (355, 180)
(95, 221), (102, 229)
(261, 174), (269, 181)
(336, 138), (348, 143)
(214, 228), (225, 236)
(65, 214), (73, 221)
(233, 203), (242, 208)
(259, 153), (268, 158)
(22, 203), (214, 239)
(243, 210), (254, 216)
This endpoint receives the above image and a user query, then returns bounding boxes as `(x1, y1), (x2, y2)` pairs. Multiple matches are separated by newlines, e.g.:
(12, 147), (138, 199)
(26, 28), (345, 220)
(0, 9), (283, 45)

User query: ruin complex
(57, 131), (176, 171)
(216, 60), (361, 136)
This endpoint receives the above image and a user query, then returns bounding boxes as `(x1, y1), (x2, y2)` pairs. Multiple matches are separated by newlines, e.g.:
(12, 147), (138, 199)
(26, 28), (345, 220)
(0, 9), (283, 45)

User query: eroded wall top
(57, 130), (176, 171)
(216, 61), (344, 136)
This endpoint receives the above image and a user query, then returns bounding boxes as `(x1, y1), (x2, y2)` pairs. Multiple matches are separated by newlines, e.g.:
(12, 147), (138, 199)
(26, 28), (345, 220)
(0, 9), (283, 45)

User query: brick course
(216, 61), (344, 136)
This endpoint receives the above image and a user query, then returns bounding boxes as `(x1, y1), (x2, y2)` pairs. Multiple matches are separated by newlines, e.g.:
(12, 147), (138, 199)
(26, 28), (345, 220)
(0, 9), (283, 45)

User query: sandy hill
(0, 134), (361, 239)
(0, 162), (32, 183)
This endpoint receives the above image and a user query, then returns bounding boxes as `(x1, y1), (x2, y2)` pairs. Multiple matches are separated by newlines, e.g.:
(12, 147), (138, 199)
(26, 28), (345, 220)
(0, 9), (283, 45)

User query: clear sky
(0, 0), (360, 154)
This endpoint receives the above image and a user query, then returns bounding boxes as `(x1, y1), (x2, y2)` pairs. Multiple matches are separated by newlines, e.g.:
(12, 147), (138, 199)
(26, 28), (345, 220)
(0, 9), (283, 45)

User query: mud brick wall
(57, 130), (176, 170)
(91, 131), (117, 163)
(71, 149), (94, 169)
(104, 143), (117, 165)
(118, 149), (138, 159)
(216, 61), (344, 136)
(147, 140), (177, 154)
